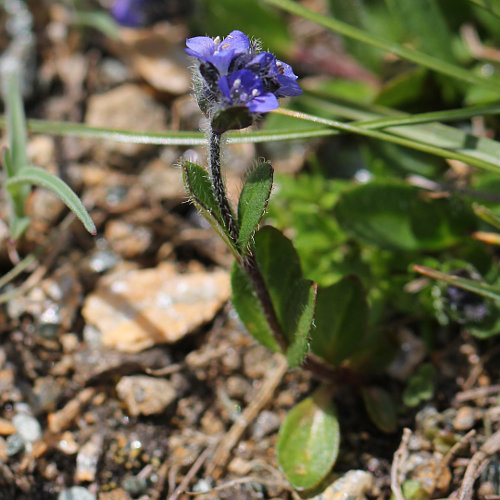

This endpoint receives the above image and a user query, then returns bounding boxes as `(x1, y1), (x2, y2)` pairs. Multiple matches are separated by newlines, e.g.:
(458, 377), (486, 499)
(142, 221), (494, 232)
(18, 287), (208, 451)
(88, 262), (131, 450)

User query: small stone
(116, 376), (176, 416)
(85, 84), (167, 160)
(453, 406), (475, 431)
(140, 159), (184, 202)
(82, 263), (230, 352)
(31, 376), (64, 414)
(0, 418), (16, 436)
(313, 470), (374, 500)
(76, 436), (103, 482)
(12, 414), (42, 443)
(251, 411), (281, 440)
(5, 433), (25, 457)
(226, 376), (251, 400)
(58, 432), (79, 455)
(58, 486), (96, 500)
(98, 489), (132, 500)
(122, 475), (148, 497)
(104, 220), (153, 259)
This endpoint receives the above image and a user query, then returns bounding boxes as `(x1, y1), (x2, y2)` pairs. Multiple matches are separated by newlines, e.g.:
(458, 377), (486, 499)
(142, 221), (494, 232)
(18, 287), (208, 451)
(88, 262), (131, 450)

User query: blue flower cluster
(185, 30), (302, 116)
(111, 0), (181, 28)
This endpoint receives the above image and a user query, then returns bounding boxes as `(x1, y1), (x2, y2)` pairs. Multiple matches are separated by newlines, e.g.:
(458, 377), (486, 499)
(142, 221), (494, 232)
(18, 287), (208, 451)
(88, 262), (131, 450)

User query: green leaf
(5, 70), (28, 175)
(254, 226), (316, 367)
(277, 386), (340, 491)
(6, 166), (96, 235)
(231, 261), (281, 353)
(414, 265), (500, 301)
(403, 363), (436, 407)
(473, 203), (500, 231)
(237, 162), (273, 254)
(311, 276), (368, 366)
(182, 161), (238, 256)
(361, 386), (398, 433)
(261, 0), (500, 93)
(335, 181), (476, 251)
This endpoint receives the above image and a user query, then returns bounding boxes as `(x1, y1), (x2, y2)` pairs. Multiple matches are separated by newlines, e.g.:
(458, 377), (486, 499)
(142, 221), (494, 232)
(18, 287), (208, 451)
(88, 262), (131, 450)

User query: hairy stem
(242, 253), (289, 352)
(209, 129), (239, 242)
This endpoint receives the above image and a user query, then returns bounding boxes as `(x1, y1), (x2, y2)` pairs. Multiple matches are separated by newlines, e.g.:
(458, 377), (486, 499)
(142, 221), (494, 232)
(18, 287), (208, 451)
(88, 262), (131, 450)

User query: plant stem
(242, 253), (289, 352)
(208, 127), (353, 383)
(209, 129), (239, 242)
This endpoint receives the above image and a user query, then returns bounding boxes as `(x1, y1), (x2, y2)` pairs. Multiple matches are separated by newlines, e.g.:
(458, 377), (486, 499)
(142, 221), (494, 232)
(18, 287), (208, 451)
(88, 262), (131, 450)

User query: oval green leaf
(278, 386), (340, 491)
(335, 181), (476, 251)
(361, 386), (398, 433)
(311, 276), (368, 366)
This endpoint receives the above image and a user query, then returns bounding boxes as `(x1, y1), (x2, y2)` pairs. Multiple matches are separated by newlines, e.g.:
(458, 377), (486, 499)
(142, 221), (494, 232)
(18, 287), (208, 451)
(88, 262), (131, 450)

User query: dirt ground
(1, 2), (500, 500)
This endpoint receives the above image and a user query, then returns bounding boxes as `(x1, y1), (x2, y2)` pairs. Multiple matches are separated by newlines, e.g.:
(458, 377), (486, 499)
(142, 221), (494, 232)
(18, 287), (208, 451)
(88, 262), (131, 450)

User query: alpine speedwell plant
(183, 30), (393, 494)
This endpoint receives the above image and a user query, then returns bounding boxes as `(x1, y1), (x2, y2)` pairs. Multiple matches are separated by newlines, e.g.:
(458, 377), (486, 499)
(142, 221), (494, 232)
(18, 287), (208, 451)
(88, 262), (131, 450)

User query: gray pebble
(6, 433), (25, 457)
(122, 476), (148, 496)
(12, 413), (42, 443)
(58, 486), (96, 500)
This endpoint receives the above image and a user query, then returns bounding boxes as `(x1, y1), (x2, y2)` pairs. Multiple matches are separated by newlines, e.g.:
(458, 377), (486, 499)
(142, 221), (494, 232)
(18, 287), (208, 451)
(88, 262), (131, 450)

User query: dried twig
(458, 430), (500, 500)
(455, 385), (500, 403)
(391, 428), (412, 500)
(169, 443), (216, 500)
(185, 476), (293, 496)
(430, 430), (476, 496)
(205, 353), (288, 478)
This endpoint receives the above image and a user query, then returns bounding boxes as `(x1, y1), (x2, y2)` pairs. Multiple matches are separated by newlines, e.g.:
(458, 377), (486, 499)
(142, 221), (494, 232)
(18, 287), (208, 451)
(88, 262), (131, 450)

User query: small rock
(0, 418), (16, 436)
(58, 432), (79, 455)
(98, 489), (132, 500)
(76, 436), (103, 482)
(140, 159), (184, 202)
(58, 487), (96, 500)
(85, 84), (167, 160)
(12, 414), (42, 443)
(82, 262), (230, 352)
(5, 433), (25, 457)
(226, 376), (251, 400)
(31, 376), (64, 414)
(251, 411), (281, 440)
(313, 470), (374, 500)
(122, 475), (148, 497)
(116, 375), (176, 416)
(114, 25), (190, 94)
(104, 220), (153, 259)
(453, 406), (475, 431)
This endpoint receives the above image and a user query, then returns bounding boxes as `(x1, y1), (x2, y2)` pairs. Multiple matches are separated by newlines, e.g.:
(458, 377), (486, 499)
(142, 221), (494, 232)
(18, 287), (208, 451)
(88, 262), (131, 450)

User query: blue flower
(111, 0), (149, 27)
(186, 30), (251, 75)
(218, 69), (278, 113)
(185, 30), (301, 129)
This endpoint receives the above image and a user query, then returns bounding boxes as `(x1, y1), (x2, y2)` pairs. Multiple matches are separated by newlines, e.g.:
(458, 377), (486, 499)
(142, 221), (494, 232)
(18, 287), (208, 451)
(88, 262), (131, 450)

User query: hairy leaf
(278, 386), (340, 491)
(311, 276), (368, 366)
(238, 162), (273, 254)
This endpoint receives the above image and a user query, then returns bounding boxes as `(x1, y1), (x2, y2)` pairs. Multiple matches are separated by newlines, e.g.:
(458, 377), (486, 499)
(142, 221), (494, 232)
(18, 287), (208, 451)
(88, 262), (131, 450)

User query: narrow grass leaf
(261, 0), (500, 93)
(6, 166), (96, 235)
(414, 265), (500, 301)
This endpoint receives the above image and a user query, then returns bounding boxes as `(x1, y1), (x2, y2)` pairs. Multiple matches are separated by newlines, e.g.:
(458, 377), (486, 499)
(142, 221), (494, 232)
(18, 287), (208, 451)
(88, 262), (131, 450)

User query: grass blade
(261, 0), (500, 93)
(6, 166), (96, 235)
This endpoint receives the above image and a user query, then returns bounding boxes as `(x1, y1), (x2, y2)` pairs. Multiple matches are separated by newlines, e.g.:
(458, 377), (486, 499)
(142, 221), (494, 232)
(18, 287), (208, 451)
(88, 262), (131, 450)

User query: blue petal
(112, 0), (147, 27)
(185, 36), (217, 60)
(247, 93), (279, 113)
(220, 31), (251, 54)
